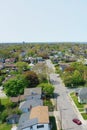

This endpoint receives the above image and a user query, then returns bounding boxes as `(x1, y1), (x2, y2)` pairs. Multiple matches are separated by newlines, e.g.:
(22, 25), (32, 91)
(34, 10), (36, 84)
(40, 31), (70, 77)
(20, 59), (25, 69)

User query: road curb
(68, 93), (87, 126)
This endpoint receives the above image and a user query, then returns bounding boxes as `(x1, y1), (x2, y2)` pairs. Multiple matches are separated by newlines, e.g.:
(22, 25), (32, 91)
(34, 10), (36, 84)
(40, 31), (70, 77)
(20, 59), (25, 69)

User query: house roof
(10, 95), (25, 103)
(17, 113), (38, 130)
(78, 87), (87, 99)
(17, 118), (38, 130)
(24, 87), (41, 96)
(30, 106), (49, 124)
(18, 113), (30, 125)
(17, 106), (49, 130)
(6, 114), (20, 120)
(19, 99), (43, 110)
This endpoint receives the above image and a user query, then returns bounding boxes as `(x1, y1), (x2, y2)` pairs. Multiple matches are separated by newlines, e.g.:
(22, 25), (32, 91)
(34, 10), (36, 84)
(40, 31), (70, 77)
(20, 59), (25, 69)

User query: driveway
(50, 73), (87, 130)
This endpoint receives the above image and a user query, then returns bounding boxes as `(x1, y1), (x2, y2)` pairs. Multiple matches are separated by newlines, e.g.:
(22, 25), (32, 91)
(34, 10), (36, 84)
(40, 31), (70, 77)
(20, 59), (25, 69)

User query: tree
(71, 62), (85, 73)
(38, 83), (54, 97)
(32, 63), (48, 83)
(24, 71), (39, 88)
(62, 72), (73, 87)
(72, 70), (85, 85)
(4, 75), (28, 97)
(16, 61), (29, 73)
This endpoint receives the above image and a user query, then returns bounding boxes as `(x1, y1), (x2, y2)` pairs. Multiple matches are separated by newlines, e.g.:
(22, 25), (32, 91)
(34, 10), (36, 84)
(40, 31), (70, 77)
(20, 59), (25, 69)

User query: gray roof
(24, 87), (41, 96)
(17, 118), (38, 130)
(17, 112), (38, 130)
(6, 114), (19, 120)
(18, 113), (30, 125)
(78, 87), (87, 99)
(19, 99), (43, 110)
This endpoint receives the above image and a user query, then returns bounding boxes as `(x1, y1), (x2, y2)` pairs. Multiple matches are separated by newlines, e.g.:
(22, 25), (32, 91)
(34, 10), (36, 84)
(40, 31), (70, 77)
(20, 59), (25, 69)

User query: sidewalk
(54, 110), (61, 130)
(51, 98), (61, 130)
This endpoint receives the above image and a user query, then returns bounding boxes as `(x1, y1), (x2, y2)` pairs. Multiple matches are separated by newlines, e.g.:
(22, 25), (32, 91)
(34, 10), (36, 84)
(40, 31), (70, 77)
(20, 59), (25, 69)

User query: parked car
(72, 118), (82, 125)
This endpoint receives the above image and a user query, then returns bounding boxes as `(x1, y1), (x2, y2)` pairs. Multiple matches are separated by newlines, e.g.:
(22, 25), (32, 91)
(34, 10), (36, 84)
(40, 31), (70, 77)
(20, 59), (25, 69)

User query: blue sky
(0, 0), (87, 42)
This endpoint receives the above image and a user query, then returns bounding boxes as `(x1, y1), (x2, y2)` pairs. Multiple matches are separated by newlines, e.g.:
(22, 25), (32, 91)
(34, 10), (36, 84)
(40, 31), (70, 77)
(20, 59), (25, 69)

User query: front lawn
(70, 92), (87, 120)
(70, 92), (84, 108)
(43, 99), (54, 111)
(0, 123), (11, 130)
(81, 113), (87, 120)
(1, 98), (11, 106)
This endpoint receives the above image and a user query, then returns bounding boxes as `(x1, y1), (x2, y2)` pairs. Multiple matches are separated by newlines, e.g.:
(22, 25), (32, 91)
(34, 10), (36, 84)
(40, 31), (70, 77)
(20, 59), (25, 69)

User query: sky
(0, 0), (87, 43)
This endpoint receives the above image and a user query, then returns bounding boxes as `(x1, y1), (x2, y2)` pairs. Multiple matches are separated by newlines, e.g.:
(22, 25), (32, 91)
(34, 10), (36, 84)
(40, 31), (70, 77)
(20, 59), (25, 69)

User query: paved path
(50, 73), (87, 130)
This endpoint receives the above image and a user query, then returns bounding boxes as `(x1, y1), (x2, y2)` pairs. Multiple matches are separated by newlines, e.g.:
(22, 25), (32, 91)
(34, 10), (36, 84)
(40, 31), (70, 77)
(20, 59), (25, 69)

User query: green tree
(38, 83), (54, 97)
(72, 70), (85, 85)
(16, 61), (29, 73)
(32, 63), (48, 83)
(4, 75), (28, 97)
(24, 71), (39, 88)
(71, 62), (85, 73)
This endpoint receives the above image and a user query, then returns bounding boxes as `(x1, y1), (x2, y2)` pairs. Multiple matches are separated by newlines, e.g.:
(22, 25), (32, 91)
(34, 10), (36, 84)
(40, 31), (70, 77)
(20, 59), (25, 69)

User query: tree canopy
(37, 83), (54, 97)
(62, 62), (86, 87)
(16, 61), (29, 73)
(4, 75), (28, 97)
(24, 71), (39, 88)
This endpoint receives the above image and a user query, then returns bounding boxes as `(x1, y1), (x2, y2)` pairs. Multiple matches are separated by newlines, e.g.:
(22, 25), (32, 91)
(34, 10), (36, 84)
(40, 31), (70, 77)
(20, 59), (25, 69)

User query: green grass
(44, 99), (54, 111)
(70, 92), (74, 96)
(79, 108), (84, 112)
(0, 123), (12, 130)
(1, 98), (11, 106)
(70, 92), (84, 108)
(81, 113), (87, 120)
(70, 92), (87, 120)
(50, 116), (57, 130)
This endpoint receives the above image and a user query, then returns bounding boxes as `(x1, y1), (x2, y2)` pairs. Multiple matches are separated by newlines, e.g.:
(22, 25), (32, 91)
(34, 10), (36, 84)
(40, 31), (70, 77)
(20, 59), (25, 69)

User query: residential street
(46, 60), (87, 130)
(50, 74), (87, 130)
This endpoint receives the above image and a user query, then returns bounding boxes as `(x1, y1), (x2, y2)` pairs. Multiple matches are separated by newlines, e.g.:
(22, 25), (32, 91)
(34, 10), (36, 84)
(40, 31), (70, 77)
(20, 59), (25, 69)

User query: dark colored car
(72, 118), (82, 125)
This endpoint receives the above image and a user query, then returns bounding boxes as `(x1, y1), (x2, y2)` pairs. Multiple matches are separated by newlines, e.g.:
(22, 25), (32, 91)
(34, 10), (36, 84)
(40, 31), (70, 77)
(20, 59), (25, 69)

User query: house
(78, 87), (87, 104)
(0, 62), (4, 70)
(5, 64), (17, 70)
(10, 95), (25, 103)
(19, 99), (43, 113)
(17, 106), (50, 130)
(6, 114), (20, 124)
(24, 87), (42, 100)
(0, 58), (5, 63)
(5, 58), (16, 63)
(36, 57), (45, 63)
(59, 63), (70, 71)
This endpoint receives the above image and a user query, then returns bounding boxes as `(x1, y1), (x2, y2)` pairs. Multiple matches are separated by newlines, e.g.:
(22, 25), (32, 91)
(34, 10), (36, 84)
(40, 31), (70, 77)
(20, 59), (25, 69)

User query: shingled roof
(30, 106), (49, 124)
(24, 87), (41, 96)
(78, 87), (87, 100)
(19, 99), (43, 110)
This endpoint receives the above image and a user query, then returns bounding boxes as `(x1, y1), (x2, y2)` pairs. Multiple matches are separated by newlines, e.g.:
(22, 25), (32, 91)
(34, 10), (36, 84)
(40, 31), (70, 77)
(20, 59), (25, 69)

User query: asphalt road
(50, 73), (87, 130)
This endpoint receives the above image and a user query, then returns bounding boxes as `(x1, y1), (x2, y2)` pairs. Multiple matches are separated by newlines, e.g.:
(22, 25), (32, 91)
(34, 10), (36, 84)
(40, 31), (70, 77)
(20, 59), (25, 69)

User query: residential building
(24, 87), (42, 100)
(19, 99), (43, 113)
(78, 87), (87, 103)
(17, 106), (50, 130)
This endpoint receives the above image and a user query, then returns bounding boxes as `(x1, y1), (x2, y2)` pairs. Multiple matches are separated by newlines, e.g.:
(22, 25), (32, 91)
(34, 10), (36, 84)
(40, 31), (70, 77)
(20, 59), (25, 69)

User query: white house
(78, 87), (87, 104)
(17, 106), (50, 130)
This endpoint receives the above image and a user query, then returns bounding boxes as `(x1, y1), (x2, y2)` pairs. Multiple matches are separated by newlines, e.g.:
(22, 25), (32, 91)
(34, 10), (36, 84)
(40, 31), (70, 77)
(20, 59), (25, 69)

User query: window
(37, 125), (44, 129)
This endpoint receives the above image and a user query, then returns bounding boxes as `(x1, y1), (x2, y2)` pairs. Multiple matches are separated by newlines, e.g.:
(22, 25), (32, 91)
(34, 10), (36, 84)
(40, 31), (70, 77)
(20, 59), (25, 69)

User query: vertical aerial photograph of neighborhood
(0, 1), (87, 130)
